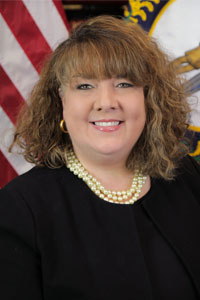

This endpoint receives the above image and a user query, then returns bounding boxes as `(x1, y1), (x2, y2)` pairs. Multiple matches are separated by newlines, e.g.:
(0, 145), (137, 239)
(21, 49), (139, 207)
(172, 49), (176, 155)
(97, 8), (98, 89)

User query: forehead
(58, 39), (145, 86)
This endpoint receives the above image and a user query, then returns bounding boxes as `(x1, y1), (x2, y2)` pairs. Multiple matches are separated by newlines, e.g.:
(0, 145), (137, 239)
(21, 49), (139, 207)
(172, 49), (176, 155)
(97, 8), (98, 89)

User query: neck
(66, 147), (147, 205)
(72, 146), (134, 191)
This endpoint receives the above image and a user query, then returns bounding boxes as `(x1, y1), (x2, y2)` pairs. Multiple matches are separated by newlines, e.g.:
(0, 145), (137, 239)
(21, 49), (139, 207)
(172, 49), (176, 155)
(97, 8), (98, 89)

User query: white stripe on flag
(23, 0), (69, 50)
(0, 108), (33, 175)
(0, 13), (39, 101)
(0, 0), (69, 186)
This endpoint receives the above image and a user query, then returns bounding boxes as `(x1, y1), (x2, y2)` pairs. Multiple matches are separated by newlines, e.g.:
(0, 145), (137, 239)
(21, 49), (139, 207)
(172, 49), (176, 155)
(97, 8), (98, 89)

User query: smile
(90, 120), (123, 132)
(93, 121), (120, 126)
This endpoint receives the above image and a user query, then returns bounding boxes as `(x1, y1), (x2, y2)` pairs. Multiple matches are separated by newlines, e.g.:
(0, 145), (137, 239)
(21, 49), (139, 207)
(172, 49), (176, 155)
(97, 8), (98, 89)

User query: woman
(0, 15), (200, 300)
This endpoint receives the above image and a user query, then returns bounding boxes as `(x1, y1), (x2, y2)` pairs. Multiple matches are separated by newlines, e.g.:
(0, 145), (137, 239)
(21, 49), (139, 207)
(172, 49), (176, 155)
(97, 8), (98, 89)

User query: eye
(77, 84), (93, 90)
(117, 82), (134, 88)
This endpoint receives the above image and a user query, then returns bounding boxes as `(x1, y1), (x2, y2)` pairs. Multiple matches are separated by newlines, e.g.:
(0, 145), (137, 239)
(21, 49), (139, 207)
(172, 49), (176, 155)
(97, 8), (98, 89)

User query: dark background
(62, 0), (128, 29)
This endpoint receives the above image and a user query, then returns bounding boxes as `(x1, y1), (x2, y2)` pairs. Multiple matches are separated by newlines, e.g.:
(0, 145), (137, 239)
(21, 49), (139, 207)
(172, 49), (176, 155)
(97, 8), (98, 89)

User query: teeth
(94, 121), (120, 126)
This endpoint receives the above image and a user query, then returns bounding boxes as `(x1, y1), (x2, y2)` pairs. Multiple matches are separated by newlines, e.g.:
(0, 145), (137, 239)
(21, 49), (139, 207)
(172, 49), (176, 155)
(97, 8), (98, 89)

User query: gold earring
(60, 120), (68, 133)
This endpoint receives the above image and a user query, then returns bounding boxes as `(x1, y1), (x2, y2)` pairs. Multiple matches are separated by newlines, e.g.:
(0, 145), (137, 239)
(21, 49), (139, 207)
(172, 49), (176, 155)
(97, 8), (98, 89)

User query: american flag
(0, 0), (70, 188)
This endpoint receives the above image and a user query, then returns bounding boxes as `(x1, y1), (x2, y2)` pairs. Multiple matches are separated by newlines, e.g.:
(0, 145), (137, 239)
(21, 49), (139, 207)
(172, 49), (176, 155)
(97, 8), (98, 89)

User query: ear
(59, 88), (66, 119)
(58, 88), (64, 102)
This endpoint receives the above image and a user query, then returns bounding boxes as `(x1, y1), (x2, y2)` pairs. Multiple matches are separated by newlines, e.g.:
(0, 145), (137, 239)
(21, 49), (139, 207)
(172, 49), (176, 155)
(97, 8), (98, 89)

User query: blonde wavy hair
(10, 15), (190, 180)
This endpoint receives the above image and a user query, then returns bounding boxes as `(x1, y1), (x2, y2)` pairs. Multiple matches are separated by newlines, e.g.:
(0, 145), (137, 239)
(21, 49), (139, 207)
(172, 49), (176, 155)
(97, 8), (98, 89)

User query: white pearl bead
(66, 148), (146, 205)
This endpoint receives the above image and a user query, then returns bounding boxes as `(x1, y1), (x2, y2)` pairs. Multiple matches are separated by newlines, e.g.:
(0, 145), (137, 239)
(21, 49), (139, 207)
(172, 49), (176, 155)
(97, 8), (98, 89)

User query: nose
(93, 85), (119, 112)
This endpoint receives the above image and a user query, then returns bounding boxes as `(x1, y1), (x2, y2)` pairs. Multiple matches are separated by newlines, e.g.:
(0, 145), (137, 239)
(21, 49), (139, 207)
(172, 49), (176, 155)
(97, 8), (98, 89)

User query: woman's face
(61, 77), (146, 163)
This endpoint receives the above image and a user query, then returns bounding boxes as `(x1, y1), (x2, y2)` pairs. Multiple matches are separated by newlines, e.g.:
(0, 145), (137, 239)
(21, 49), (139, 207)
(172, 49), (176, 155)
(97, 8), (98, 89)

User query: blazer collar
(142, 178), (200, 296)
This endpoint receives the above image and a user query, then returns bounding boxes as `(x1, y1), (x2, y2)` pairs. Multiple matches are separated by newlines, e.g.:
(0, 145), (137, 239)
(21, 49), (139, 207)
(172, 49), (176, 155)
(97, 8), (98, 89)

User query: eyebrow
(116, 74), (129, 79)
(71, 75), (94, 80)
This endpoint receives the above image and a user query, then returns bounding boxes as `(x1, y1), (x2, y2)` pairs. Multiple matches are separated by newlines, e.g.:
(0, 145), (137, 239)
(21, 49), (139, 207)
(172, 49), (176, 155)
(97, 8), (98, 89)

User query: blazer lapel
(142, 178), (200, 296)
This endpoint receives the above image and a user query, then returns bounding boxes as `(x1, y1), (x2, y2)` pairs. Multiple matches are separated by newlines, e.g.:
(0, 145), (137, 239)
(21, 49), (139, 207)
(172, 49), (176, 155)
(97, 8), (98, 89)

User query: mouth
(92, 121), (122, 126)
(90, 120), (123, 132)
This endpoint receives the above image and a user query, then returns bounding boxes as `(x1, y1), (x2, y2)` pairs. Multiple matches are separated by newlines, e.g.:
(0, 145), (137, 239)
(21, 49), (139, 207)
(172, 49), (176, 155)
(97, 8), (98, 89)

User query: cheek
(62, 99), (78, 120)
(62, 100), (89, 128)
(129, 100), (146, 122)
(138, 107), (146, 122)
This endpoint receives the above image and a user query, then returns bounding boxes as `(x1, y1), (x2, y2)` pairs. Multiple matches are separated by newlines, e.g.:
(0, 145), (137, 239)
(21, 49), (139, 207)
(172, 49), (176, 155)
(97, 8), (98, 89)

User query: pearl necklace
(66, 148), (147, 205)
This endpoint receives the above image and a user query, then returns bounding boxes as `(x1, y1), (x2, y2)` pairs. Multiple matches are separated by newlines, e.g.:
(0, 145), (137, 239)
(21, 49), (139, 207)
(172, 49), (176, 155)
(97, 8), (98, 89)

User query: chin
(92, 144), (130, 157)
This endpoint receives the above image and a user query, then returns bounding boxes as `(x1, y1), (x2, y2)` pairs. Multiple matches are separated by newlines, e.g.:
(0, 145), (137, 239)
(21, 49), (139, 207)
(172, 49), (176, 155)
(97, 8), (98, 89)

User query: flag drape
(0, 0), (70, 188)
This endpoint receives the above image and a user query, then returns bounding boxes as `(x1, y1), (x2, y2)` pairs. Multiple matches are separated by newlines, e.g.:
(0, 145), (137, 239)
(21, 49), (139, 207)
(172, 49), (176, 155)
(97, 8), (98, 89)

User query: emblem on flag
(124, 0), (200, 163)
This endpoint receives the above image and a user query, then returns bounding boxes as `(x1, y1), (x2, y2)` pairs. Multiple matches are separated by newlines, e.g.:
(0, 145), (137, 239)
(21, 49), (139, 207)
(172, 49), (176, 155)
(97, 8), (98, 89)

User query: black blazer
(0, 155), (200, 300)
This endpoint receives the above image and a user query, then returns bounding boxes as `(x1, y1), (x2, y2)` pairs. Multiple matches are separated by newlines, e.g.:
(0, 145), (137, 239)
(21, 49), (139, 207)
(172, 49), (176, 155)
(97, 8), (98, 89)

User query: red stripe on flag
(0, 150), (18, 188)
(53, 0), (70, 31)
(0, 66), (26, 125)
(0, 0), (52, 74)
(0, 0), (68, 187)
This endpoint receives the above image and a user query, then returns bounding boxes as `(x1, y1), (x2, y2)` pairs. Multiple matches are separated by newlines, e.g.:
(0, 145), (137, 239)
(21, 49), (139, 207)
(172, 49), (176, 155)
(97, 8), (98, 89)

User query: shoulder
(1, 166), (71, 202)
(0, 165), (81, 218)
(0, 166), (73, 251)
(147, 155), (200, 208)
(176, 155), (200, 190)
(178, 155), (200, 176)
(151, 155), (200, 206)
(0, 166), (76, 218)
(3, 165), (66, 191)
(175, 156), (200, 202)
